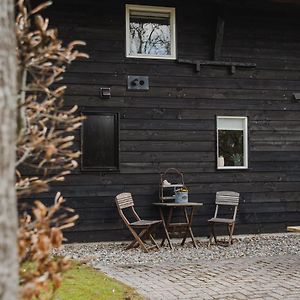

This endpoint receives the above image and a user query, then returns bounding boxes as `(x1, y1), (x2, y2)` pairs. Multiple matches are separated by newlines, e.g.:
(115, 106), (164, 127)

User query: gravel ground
(54, 233), (300, 268)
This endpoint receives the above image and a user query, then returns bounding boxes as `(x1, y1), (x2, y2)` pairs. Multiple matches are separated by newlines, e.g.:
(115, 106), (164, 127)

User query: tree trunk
(0, 0), (19, 299)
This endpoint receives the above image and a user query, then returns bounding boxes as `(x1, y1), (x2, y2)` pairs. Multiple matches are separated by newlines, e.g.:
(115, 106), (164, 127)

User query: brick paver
(99, 255), (300, 299)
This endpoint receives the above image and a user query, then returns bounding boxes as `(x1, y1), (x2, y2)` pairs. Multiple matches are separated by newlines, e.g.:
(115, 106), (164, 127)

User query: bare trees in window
(129, 21), (171, 56)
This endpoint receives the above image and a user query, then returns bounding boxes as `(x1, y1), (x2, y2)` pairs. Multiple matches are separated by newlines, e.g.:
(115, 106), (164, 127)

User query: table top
(153, 202), (203, 207)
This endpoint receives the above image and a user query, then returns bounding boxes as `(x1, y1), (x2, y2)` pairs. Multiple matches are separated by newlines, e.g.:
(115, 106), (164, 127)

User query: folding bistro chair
(208, 191), (240, 246)
(115, 192), (162, 253)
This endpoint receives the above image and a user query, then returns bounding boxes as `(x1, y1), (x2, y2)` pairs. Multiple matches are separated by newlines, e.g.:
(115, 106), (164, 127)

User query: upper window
(125, 4), (176, 59)
(217, 116), (248, 170)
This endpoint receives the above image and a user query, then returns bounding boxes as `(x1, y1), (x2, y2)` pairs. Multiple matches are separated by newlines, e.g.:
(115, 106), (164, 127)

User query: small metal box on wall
(127, 75), (149, 90)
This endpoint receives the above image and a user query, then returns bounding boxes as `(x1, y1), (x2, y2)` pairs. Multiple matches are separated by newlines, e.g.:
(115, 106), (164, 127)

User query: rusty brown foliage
(19, 193), (79, 300)
(15, 1), (88, 299)
(16, 0), (88, 197)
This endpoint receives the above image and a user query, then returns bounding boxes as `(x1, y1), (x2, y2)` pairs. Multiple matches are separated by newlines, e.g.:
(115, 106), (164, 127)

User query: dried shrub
(15, 1), (88, 299)
(16, 0), (88, 197)
(19, 193), (79, 300)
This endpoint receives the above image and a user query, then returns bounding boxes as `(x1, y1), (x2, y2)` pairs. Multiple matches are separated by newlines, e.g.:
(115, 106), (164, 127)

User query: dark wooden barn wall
(37, 0), (300, 241)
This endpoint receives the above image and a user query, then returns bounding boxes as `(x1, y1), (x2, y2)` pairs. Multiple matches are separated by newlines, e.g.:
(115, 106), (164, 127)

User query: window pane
(218, 130), (244, 167)
(217, 118), (244, 130)
(129, 10), (171, 56)
(82, 113), (119, 171)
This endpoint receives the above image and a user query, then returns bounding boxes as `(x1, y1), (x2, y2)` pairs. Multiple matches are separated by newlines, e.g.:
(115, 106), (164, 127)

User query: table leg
(181, 207), (189, 246)
(160, 208), (166, 247)
(181, 207), (197, 248)
(159, 207), (173, 250)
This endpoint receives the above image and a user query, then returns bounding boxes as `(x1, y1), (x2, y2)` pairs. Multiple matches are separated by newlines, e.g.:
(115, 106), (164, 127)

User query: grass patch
(55, 261), (144, 300)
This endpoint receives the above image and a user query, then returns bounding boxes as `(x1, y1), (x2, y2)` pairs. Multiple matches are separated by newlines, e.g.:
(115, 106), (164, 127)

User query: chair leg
(133, 231), (148, 249)
(208, 232), (213, 247)
(149, 233), (160, 250)
(231, 223), (236, 244)
(228, 223), (235, 245)
(126, 228), (149, 252)
(140, 227), (160, 251)
(212, 223), (218, 244)
(126, 228), (146, 249)
(208, 223), (217, 246)
(127, 227), (160, 252)
(145, 224), (160, 250)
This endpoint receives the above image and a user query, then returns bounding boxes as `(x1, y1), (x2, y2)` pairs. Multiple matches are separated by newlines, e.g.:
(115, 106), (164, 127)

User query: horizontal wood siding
(27, 0), (300, 241)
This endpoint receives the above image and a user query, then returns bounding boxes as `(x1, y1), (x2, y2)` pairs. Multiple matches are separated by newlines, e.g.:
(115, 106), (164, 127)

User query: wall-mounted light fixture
(99, 87), (111, 99)
(293, 93), (300, 102)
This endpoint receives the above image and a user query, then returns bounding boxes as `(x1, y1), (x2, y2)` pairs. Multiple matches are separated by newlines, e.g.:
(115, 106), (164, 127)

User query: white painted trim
(217, 166), (248, 170)
(216, 116), (248, 169)
(125, 4), (176, 60)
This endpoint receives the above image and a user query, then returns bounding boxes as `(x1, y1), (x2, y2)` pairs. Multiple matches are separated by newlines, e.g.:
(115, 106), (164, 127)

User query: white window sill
(126, 54), (176, 60)
(217, 166), (248, 170)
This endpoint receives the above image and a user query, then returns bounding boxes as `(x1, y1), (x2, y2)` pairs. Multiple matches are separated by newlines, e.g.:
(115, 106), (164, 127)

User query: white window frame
(216, 116), (248, 170)
(125, 4), (176, 60)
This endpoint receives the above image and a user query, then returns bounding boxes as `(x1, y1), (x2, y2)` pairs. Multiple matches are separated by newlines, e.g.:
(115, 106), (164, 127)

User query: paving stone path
(99, 254), (300, 300)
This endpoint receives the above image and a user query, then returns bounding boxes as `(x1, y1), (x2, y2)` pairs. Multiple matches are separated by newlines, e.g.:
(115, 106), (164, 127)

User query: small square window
(125, 4), (176, 59)
(217, 116), (248, 169)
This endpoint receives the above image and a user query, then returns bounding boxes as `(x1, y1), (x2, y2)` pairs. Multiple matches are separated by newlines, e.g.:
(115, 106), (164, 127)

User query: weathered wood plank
(287, 226), (300, 232)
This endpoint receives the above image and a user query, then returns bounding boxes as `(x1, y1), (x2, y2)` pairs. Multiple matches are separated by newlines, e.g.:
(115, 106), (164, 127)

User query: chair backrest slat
(216, 191), (239, 206)
(115, 192), (134, 209)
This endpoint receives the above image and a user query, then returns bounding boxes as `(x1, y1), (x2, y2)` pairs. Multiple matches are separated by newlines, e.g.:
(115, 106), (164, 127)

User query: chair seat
(208, 217), (235, 224)
(130, 219), (162, 227)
